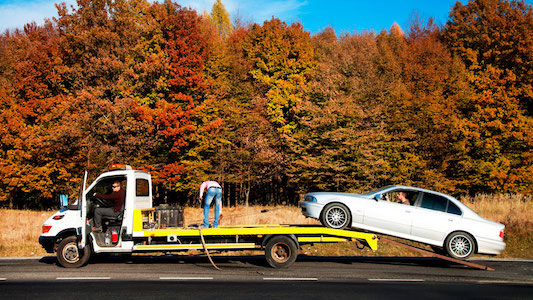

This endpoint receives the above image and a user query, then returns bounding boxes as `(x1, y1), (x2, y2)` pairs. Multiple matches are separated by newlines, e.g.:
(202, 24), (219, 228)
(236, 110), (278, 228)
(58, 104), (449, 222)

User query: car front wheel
(321, 203), (351, 230)
(445, 231), (475, 260)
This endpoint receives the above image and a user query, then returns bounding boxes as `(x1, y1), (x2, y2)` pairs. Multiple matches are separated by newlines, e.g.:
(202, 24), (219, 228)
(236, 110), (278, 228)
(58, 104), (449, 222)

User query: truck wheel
(265, 235), (298, 268)
(56, 236), (92, 268)
(445, 231), (475, 260)
(321, 203), (351, 230)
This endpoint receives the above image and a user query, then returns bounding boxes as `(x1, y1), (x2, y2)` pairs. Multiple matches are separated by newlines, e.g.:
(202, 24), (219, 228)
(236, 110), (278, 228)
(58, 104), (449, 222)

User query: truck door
(80, 170), (88, 248)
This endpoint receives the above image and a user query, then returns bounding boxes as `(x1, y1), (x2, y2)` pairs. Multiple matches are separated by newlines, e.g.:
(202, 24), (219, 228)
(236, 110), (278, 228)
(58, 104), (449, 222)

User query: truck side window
(136, 179), (149, 196)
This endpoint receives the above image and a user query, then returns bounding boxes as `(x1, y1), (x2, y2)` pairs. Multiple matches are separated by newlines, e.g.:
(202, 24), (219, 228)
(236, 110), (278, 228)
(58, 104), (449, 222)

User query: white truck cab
(39, 164), (152, 267)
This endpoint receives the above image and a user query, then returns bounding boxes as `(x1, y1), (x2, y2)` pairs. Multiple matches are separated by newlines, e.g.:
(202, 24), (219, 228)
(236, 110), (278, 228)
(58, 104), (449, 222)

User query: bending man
(199, 181), (222, 228)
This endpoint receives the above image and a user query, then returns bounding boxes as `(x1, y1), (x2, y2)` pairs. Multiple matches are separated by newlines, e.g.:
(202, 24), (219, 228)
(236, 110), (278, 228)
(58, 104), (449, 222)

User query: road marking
(263, 277), (318, 281)
(476, 280), (524, 284)
(160, 277), (214, 280)
(369, 278), (425, 282)
(56, 277), (110, 280)
(0, 278), (6, 281)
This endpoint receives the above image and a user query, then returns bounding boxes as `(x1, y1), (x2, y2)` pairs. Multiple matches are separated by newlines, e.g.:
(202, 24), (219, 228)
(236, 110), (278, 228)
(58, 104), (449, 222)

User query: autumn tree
(209, 0), (232, 38)
(443, 0), (533, 193)
(0, 22), (65, 208)
(400, 18), (473, 193)
(241, 18), (315, 134)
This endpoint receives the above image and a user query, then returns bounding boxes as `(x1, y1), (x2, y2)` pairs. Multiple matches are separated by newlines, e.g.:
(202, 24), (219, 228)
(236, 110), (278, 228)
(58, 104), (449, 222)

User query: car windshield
(364, 185), (395, 196)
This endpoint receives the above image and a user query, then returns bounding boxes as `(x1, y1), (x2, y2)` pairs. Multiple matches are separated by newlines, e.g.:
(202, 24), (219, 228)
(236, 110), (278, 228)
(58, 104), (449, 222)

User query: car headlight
(304, 195), (317, 203)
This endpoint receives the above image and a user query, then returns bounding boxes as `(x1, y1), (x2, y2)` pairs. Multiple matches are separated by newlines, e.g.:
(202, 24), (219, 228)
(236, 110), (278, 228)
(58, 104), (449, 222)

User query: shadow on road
(38, 253), (475, 270)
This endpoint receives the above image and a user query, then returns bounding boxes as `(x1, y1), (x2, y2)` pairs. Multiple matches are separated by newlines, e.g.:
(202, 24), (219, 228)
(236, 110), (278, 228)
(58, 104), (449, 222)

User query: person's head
(398, 192), (408, 203)
(112, 181), (121, 191)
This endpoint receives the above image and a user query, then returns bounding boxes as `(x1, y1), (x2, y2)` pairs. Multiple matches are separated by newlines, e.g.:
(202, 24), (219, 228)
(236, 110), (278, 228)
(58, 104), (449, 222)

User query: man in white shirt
(199, 181), (223, 228)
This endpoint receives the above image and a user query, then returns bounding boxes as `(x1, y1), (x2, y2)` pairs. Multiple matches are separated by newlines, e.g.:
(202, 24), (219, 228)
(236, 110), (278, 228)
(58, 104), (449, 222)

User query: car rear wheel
(321, 203), (351, 230)
(445, 231), (475, 260)
(56, 236), (92, 268)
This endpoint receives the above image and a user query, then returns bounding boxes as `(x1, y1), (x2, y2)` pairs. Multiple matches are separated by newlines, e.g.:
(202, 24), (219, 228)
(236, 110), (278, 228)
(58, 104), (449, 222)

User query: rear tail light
(499, 228), (505, 238)
(42, 225), (52, 233)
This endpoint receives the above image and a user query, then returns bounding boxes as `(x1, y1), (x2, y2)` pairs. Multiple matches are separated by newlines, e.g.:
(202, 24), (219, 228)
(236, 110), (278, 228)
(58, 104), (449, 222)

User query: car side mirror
(374, 194), (382, 201)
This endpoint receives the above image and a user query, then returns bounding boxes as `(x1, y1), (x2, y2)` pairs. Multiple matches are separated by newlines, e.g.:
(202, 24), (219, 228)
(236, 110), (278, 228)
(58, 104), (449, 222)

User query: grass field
(0, 194), (531, 258)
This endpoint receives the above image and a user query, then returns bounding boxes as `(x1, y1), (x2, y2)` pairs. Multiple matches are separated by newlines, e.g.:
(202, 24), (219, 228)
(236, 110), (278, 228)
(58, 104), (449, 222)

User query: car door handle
(405, 210), (411, 213)
(448, 218), (454, 222)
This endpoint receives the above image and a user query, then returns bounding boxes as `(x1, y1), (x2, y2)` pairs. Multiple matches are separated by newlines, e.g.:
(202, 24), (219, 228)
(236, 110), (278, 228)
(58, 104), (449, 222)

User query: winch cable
(195, 207), (285, 271)
(198, 227), (222, 271)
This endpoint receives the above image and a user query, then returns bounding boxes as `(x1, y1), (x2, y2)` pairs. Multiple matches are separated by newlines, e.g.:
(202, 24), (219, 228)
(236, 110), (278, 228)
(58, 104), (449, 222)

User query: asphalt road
(1, 255), (532, 299)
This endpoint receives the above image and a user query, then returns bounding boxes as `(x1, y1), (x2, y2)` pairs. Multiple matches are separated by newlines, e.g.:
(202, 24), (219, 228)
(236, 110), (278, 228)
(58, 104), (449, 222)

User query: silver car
(300, 185), (506, 259)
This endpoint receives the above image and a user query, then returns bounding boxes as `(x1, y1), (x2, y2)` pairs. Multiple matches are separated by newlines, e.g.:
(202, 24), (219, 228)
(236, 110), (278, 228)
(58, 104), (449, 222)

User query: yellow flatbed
(130, 209), (377, 268)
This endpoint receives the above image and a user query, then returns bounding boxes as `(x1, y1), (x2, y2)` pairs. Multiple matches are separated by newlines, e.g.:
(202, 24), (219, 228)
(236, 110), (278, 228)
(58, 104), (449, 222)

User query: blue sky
(1, 0), (532, 34)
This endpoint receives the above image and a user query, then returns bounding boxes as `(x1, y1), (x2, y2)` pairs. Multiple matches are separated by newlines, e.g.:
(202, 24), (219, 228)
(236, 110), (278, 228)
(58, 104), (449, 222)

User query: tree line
(0, 0), (532, 209)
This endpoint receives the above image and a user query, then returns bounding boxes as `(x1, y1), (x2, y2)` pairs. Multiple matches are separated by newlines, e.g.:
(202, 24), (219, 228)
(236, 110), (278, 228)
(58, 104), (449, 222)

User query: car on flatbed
(300, 185), (506, 259)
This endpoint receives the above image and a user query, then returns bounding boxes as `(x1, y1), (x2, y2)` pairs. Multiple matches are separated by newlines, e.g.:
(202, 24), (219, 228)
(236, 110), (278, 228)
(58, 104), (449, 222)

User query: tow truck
(39, 165), (378, 268)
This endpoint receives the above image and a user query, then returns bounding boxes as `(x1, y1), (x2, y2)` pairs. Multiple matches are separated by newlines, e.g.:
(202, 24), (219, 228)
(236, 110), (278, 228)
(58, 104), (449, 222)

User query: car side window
(447, 201), (462, 216)
(382, 191), (418, 205)
(420, 193), (448, 212)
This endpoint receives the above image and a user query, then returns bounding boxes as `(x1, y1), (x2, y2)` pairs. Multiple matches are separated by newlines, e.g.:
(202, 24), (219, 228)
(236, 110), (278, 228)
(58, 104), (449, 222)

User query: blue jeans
(203, 187), (222, 228)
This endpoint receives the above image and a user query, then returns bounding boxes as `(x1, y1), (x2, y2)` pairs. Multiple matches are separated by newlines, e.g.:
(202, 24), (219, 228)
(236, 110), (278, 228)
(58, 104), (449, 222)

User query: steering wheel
(91, 195), (112, 207)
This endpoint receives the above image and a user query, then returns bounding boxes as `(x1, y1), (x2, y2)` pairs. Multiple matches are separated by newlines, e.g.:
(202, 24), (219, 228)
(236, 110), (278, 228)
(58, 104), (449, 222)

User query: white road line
(369, 278), (425, 282)
(160, 277), (214, 280)
(263, 277), (318, 281)
(0, 278), (6, 281)
(56, 277), (110, 280)
(476, 280), (520, 284)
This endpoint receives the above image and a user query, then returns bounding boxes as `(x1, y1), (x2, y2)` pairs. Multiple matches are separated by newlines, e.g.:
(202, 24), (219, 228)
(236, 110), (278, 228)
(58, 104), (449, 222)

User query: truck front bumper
(39, 236), (56, 253)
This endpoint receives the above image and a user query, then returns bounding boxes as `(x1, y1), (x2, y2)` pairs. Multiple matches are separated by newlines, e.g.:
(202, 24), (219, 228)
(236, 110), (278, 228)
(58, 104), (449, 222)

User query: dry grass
(0, 209), (52, 257)
(184, 205), (320, 227)
(1, 194), (531, 258)
(460, 194), (533, 258)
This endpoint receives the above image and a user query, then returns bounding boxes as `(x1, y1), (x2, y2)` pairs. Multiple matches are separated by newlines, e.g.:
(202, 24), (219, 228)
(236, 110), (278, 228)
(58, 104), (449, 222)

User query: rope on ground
(198, 227), (222, 271)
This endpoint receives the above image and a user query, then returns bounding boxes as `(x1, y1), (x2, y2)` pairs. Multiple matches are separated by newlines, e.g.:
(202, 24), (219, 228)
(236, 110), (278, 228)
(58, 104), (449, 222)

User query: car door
(411, 192), (462, 244)
(362, 192), (415, 235)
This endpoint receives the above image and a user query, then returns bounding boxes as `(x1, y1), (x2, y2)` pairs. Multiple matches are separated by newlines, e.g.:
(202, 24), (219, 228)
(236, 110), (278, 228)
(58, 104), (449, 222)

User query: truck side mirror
(60, 194), (68, 208)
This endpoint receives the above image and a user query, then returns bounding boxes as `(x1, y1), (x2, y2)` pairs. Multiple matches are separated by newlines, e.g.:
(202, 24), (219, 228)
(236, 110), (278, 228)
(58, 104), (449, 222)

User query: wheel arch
(261, 234), (299, 250)
(53, 228), (78, 252)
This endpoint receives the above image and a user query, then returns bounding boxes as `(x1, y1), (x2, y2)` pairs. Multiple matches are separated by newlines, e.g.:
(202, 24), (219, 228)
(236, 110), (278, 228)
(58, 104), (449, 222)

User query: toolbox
(154, 205), (184, 228)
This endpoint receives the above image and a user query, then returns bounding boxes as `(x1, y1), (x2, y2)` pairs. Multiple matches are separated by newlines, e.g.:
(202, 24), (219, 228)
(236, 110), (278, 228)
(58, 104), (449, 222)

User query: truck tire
(265, 235), (298, 268)
(56, 236), (92, 268)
